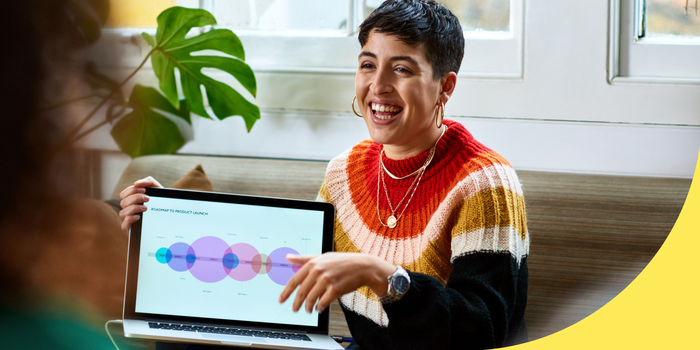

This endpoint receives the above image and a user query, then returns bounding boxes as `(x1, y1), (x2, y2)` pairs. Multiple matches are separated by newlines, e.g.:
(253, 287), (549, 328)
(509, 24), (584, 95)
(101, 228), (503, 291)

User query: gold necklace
(376, 125), (447, 228)
(380, 148), (435, 180)
(379, 125), (446, 180)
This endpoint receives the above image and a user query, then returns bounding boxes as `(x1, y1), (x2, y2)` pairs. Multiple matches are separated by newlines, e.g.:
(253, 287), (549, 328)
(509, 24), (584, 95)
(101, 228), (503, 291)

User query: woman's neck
(383, 125), (444, 160)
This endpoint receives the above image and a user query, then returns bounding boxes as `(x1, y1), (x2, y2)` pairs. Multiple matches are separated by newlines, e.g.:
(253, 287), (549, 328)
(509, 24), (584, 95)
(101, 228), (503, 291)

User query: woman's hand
(278, 252), (396, 314)
(118, 176), (163, 231)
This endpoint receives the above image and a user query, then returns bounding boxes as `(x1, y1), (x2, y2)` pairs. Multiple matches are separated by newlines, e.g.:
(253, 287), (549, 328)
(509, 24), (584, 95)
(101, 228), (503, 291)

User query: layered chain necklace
(377, 125), (447, 229)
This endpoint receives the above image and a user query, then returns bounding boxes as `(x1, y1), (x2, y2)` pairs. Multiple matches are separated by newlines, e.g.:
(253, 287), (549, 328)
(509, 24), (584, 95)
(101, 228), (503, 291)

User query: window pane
(362, 0), (510, 32)
(647, 0), (700, 37)
(213, 0), (348, 32)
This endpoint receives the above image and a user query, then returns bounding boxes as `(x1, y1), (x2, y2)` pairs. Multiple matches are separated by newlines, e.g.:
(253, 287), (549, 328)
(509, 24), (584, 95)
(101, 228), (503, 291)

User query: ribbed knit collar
(377, 119), (471, 184)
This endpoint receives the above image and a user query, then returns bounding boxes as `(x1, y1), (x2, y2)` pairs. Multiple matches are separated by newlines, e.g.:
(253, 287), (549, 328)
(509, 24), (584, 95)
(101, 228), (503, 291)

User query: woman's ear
(439, 72), (458, 103)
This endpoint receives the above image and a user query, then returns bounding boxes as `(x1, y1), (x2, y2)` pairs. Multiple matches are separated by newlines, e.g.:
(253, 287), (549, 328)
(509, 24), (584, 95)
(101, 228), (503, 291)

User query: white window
(610, 0), (700, 83)
(197, 0), (524, 78)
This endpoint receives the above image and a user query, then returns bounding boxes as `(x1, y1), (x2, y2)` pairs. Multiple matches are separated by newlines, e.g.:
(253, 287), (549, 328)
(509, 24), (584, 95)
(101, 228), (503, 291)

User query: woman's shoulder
(437, 121), (522, 198)
(326, 139), (377, 173)
(321, 140), (377, 203)
(441, 120), (516, 175)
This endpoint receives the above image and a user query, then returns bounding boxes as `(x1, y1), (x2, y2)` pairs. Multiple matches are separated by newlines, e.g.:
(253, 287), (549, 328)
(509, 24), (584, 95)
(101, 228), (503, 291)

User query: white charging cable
(104, 319), (124, 350)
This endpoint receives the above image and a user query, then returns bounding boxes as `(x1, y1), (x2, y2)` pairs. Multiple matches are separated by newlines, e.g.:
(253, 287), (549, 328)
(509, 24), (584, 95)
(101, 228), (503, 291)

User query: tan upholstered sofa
(110, 154), (690, 342)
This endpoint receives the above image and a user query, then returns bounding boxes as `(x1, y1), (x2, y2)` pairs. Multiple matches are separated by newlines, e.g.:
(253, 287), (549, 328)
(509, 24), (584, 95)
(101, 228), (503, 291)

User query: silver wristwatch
(379, 266), (411, 305)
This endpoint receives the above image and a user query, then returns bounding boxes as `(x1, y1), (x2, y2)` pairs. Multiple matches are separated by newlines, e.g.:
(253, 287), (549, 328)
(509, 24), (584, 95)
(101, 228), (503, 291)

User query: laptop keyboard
(148, 322), (312, 341)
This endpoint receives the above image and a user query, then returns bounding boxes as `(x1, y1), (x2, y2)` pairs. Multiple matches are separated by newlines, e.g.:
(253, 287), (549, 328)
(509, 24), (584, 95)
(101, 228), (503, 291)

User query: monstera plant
(59, 6), (259, 158)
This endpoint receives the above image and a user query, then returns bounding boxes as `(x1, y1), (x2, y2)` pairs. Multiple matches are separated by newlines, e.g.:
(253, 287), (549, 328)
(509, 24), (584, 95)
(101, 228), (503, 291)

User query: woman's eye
(395, 67), (411, 74)
(360, 63), (375, 69)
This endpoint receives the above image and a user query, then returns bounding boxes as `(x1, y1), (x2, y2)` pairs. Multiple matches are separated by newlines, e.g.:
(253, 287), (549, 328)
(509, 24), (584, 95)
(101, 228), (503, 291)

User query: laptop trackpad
(201, 333), (261, 345)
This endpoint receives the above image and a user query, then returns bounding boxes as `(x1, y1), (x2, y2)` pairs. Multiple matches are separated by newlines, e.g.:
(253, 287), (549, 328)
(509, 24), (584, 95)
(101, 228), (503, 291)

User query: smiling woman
(277, 1), (530, 349)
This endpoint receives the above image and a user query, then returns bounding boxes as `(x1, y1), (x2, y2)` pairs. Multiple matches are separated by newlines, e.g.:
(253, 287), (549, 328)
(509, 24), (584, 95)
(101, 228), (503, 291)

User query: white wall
(84, 0), (700, 198)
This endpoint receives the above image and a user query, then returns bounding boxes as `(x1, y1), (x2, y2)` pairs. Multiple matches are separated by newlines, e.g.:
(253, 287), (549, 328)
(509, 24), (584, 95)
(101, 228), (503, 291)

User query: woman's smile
(369, 99), (404, 124)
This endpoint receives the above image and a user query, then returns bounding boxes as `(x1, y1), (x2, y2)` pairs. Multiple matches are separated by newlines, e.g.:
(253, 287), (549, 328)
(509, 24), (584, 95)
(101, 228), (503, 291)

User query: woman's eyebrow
(358, 52), (419, 66)
(359, 51), (376, 59)
(389, 56), (419, 66)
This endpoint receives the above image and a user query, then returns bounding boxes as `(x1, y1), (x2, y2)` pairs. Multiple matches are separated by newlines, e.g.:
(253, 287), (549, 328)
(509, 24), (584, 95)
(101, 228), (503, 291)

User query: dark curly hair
(358, 0), (465, 80)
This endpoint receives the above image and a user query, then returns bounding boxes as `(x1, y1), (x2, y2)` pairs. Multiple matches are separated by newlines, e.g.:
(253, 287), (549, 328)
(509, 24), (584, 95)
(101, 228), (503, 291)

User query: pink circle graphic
(188, 236), (229, 283)
(268, 247), (301, 286)
(226, 243), (260, 282)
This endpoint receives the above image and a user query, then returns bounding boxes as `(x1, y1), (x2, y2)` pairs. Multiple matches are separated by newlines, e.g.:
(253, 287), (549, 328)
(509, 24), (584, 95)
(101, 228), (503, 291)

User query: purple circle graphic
(226, 243), (259, 282)
(268, 247), (300, 286)
(168, 242), (195, 272)
(188, 236), (229, 283)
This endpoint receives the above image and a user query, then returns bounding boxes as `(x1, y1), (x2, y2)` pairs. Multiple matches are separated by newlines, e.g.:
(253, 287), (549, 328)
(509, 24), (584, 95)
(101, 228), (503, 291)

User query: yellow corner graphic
(508, 148), (700, 349)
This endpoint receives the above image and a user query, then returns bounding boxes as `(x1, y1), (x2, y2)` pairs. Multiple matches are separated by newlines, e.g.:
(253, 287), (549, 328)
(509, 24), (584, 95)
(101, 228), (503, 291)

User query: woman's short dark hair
(358, 0), (465, 80)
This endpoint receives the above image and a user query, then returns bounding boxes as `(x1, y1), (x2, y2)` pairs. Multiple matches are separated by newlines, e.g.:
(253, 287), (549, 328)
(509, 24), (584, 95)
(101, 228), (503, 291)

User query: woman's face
(356, 31), (450, 159)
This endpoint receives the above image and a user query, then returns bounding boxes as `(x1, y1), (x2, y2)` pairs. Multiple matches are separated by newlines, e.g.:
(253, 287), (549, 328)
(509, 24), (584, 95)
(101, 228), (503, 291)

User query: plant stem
(40, 92), (105, 112)
(72, 119), (111, 144)
(55, 48), (156, 154)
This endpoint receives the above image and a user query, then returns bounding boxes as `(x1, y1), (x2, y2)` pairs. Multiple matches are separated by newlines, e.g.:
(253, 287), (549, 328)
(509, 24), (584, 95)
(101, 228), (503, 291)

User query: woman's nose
(369, 68), (393, 95)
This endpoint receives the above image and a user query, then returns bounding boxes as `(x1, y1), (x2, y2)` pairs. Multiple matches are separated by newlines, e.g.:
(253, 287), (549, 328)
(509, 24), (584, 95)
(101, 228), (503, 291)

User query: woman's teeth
(371, 103), (402, 119)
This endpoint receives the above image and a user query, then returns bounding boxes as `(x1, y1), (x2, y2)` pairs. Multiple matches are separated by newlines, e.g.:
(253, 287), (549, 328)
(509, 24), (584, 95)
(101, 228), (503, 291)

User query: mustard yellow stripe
(318, 181), (330, 202)
(406, 239), (453, 284)
(355, 286), (378, 301)
(334, 222), (362, 254)
(450, 187), (528, 240)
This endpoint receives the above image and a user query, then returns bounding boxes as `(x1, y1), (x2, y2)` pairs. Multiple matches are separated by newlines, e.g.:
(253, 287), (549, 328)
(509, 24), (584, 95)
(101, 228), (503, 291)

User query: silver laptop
(122, 188), (343, 350)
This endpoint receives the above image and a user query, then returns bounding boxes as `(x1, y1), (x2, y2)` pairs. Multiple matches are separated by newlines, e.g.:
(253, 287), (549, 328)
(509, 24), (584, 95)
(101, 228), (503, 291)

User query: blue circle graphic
(222, 253), (239, 269)
(186, 253), (197, 264)
(156, 247), (172, 264)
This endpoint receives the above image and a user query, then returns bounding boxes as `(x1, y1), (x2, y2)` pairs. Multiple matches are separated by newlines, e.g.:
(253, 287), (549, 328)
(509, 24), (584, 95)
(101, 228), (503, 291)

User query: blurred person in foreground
(119, 1), (530, 349)
(0, 0), (130, 348)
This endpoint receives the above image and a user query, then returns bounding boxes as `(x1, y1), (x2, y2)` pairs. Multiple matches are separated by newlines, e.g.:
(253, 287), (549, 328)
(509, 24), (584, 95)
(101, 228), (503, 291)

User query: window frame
(229, 0), (525, 79)
(608, 0), (700, 84)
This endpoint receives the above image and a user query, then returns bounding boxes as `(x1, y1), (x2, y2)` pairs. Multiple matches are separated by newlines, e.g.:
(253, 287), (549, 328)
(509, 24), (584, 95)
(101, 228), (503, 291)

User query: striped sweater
(318, 120), (530, 349)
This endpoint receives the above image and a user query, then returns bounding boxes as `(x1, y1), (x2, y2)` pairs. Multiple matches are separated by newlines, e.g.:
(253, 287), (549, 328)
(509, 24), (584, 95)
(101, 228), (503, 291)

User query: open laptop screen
(124, 188), (334, 333)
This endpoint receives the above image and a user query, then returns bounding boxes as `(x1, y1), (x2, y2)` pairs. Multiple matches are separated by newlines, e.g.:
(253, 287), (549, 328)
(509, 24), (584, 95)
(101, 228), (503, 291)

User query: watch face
(394, 276), (409, 294)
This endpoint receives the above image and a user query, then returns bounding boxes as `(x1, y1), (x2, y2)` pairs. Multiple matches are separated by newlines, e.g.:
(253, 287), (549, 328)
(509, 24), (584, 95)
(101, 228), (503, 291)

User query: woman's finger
(121, 214), (140, 231)
(119, 185), (145, 200)
(278, 263), (310, 304)
(119, 204), (148, 219)
(120, 193), (150, 210)
(278, 254), (316, 304)
(134, 176), (163, 188)
(292, 263), (322, 312)
(304, 278), (329, 314)
(285, 254), (314, 265)
(315, 285), (340, 314)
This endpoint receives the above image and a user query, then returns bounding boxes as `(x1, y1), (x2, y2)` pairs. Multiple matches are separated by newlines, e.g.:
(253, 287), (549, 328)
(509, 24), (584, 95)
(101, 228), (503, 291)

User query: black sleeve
(342, 252), (528, 350)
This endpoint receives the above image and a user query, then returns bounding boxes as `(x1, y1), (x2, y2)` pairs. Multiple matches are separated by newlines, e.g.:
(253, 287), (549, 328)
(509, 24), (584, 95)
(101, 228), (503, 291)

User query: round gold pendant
(387, 215), (397, 228)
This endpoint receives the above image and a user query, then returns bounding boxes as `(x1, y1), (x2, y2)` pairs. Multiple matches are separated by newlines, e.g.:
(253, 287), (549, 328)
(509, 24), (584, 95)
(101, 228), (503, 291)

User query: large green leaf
(143, 6), (260, 131)
(111, 85), (186, 158)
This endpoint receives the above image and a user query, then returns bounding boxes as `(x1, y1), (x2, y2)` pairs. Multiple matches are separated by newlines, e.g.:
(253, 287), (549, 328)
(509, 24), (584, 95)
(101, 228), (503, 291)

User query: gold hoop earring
(352, 96), (363, 117)
(435, 102), (445, 128)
